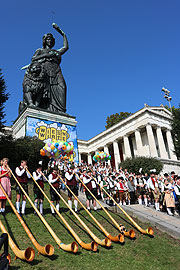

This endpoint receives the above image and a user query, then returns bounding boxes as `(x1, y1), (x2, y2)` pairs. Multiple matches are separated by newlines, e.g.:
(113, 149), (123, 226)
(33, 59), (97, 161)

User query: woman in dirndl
(0, 158), (11, 214)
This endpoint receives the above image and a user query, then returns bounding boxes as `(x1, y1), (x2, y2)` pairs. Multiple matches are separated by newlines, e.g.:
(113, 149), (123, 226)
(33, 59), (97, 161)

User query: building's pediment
(147, 106), (172, 118)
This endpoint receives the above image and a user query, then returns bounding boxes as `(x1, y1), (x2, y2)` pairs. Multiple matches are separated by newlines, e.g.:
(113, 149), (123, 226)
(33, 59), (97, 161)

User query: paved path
(63, 190), (180, 239)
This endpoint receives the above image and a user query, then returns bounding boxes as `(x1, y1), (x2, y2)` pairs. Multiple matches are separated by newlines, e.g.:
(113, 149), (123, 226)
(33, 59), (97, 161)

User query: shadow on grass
(63, 212), (93, 239)
(79, 210), (107, 235)
(2, 215), (19, 247)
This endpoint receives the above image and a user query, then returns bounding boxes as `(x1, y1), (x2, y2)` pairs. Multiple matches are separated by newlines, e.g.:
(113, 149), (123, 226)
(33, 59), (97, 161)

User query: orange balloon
(50, 144), (55, 150)
(40, 149), (45, 156)
(62, 145), (66, 150)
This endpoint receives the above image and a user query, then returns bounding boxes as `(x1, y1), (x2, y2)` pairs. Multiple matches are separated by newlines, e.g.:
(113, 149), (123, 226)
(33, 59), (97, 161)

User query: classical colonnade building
(78, 105), (180, 174)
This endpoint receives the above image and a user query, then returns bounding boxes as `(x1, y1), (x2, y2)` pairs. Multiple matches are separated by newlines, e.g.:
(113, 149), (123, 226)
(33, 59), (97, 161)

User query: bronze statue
(19, 23), (69, 114)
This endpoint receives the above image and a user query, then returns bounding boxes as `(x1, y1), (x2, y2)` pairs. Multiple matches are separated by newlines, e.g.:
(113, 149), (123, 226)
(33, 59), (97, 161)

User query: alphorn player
(15, 160), (31, 215)
(32, 164), (46, 215)
(48, 166), (61, 215)
(65, 165), (79, 213)
(83, 169), (97, 212)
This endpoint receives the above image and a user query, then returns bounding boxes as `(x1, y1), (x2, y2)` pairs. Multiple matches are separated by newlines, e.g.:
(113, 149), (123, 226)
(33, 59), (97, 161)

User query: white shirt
(33, 171), (45, 181)
(174, 185), (180, 196)
(15, 166), (31, 178)
(48, 174), (59, 184)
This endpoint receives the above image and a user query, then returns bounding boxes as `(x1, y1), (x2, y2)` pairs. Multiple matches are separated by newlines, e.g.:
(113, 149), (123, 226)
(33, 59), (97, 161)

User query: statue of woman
(31, 23), (69, 113)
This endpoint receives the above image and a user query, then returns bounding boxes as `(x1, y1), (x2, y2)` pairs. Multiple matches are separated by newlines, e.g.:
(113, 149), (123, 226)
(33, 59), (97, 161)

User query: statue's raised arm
(52, 23), (69, 55)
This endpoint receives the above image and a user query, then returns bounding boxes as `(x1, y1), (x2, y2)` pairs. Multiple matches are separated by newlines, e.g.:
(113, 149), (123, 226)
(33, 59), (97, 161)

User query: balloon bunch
(93, 152), (111, 162)
(40, 140), (74, 161)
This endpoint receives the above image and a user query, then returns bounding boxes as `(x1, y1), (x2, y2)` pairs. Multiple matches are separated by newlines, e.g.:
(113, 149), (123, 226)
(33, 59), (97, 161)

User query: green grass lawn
(0, 182), (180, 270)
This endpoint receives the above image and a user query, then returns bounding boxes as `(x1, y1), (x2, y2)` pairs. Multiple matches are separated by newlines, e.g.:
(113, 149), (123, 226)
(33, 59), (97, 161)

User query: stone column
(104, 145), (111, 165)
(78, 152), (81, 164)
(146, 123), (158, 157)
(87, 153), (92, 165)
(156, 126), (168, 159)
(113, 141), (121, 169)
(134, 128), (143, 156)
(123, 135), (131, 158)
(166, 129), (177, 160)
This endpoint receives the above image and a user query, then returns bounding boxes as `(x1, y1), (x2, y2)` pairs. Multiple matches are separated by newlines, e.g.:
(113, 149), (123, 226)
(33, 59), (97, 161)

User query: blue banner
(26, 117), (79, 164)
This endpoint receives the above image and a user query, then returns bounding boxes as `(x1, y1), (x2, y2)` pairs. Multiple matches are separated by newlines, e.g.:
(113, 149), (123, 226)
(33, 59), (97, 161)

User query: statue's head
(43, 33), (55, 48)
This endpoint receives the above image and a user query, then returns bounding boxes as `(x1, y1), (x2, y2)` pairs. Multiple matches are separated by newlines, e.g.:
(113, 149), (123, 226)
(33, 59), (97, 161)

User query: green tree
(120, 156), (163, 175)
(171, 104), (180, 159)
(105, 112), (132, 129)
(0, 68), (9, 131)
(0, 136), (49, 171)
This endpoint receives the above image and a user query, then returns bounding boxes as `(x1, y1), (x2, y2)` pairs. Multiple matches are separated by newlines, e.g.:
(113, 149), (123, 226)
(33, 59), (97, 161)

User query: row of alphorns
(0, 167), (154, 263)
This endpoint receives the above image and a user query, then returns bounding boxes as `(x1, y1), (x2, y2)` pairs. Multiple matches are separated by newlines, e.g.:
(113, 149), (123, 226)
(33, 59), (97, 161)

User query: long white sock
(128, 200), (131, 205)
(68, 200), (72, 209)
(21, 201), (26, 214)
(156, 202), (160, 211)
(56, 203), (59, 212)
(144, 198), (148, 206)
(155, 202), (157, 210)
(50, 204), (55, 214)
(74, 200), (78, 211)
(40, 202), (43, 214)
(167, 207), (173, 215)
(138, 199), (142, 205)
(16, 202), (20, 213)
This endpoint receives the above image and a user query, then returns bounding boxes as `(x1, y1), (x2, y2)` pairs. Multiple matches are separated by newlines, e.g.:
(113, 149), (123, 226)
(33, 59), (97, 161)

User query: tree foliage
(0, 69), (9, 131)
(119, 156), (163, 175)
(171, 104), (180, 159)
(0, 136), (49, 172)
(105, 112), (132, 129)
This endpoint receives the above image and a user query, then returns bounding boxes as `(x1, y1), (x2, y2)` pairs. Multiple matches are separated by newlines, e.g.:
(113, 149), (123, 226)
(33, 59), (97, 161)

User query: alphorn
(93, 177), (154, 236)
(76, 173), (135, 239)
(26, 169), (98, 252)
(0, 220), (35, 262)
(44, 173), (111, 247)
(10, 168), (78, 253)
(0, 183), (54, 256)
(58, 175), (124, 243)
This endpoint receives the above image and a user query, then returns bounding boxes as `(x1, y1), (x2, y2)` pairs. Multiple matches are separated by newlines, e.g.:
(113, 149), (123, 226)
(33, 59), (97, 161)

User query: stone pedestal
(12, 106), (78, 163)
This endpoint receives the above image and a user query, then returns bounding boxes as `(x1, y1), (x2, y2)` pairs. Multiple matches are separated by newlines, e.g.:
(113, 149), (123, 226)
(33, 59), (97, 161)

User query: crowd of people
(0, 158), (180, 218)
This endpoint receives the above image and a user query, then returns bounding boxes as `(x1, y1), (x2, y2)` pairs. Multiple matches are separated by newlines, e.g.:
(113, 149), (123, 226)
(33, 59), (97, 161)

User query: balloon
(93, 152), (111, 162)
(40, 149), (45, 156)
(50, 144), (55, 150)
(47, 147), (51, 152)
(54, 142), (59, 148)
(62, 145), (66, 150)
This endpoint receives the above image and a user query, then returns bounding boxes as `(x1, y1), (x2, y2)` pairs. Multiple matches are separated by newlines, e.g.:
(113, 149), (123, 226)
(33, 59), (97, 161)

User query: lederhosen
(50, 173), (60, 201)
(84, 176), (97, 201)
(66, 172), (78, 198)
(136, 178), (147, 197)
(118, 181), (126, 202)
(16, 167), (29, 195)
(33, 171), (44, 200)
(152, 179), (160, 200)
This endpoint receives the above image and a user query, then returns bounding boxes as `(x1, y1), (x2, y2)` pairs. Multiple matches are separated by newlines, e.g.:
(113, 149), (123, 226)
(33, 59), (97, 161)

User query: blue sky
(1, 0), (180, 140)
